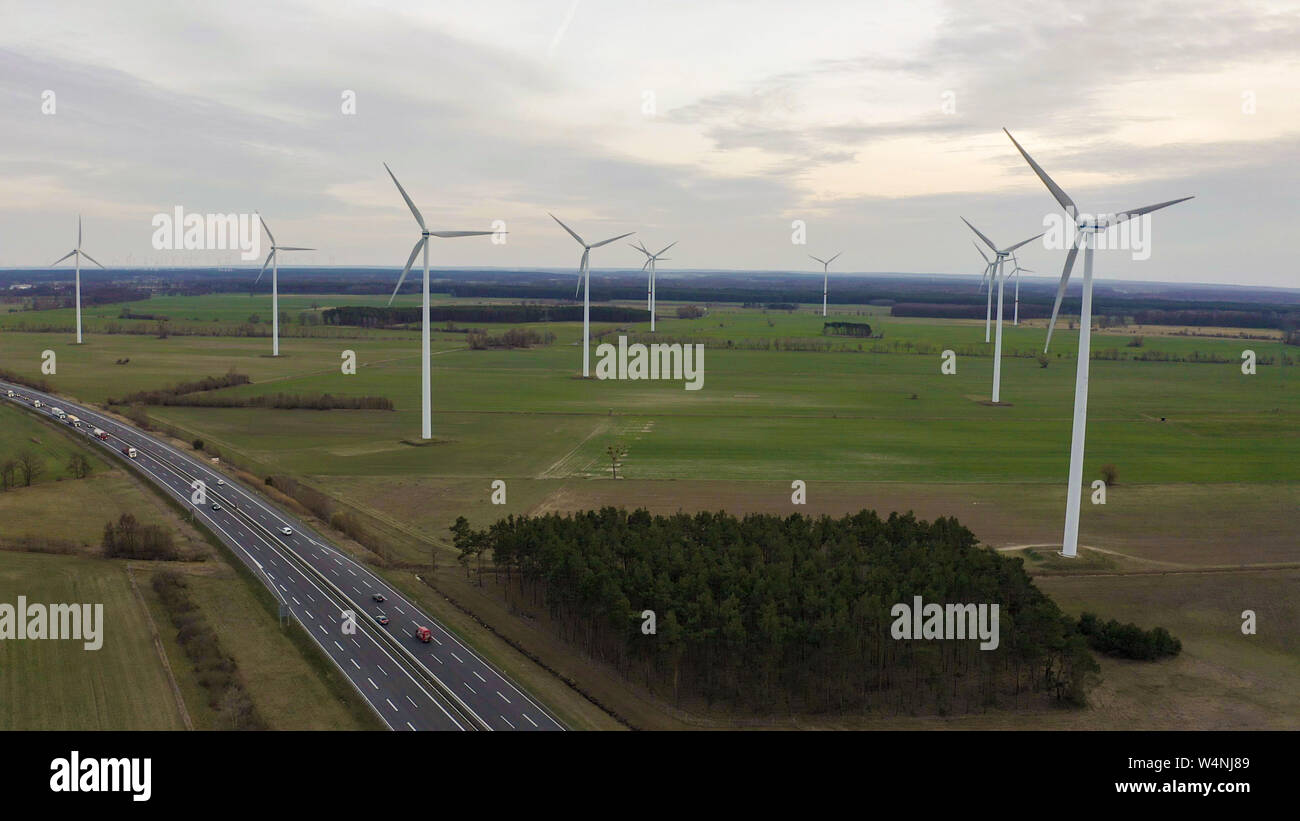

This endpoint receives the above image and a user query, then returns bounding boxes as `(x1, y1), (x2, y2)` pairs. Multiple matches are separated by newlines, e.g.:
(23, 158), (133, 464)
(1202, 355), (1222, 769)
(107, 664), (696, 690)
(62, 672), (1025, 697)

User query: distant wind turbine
(1004, 128), (1193, 558)
(961, 218), (1043, 404)
(631, 239), (675, 332)
(1007, 253), (1035, 326)
(973, 241), (995, 299)
(549, 214), (634, 377)
(50, 216), (103, 344)
(384, 162), (499, 440)
(809, 252), (841, 317)
(254, 215), (313, 357)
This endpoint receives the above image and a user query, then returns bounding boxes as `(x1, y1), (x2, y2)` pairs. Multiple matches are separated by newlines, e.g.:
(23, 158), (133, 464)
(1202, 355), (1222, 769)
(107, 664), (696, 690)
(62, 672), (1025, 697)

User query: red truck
(415, 626), (432, 643)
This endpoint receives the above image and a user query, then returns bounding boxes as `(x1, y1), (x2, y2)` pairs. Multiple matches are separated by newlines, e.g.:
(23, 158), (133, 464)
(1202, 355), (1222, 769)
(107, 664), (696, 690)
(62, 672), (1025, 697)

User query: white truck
(5, 389), (13, 398)
(51, 407), (66, 420)
(33, 400), (42, 408)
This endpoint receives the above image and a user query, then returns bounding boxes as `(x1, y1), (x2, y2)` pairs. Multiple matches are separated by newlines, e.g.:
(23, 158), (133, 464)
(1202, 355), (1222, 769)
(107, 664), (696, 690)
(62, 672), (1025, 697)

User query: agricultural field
(2, 291), (1296, 728)
(0, 551), (188, 731)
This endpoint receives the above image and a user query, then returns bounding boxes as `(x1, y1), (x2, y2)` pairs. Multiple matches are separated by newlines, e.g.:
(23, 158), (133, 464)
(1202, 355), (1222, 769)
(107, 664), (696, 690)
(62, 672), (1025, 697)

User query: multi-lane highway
(1, 379), (563, 732)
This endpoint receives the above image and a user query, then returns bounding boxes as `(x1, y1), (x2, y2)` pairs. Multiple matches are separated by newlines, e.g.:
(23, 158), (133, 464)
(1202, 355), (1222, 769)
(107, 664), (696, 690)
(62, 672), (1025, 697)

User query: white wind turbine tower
(961, 218), (1043, 404)
(1007, 253), (1035, 326)
(384, 163), (499, 440)
(50, 216), (104, 344)
(1004, 128), (1193, 558)
(254, 215), (314, 357)
(631, 239), (675, 332)
(809, 252), (841, 317)
(549, 214), (634, 377)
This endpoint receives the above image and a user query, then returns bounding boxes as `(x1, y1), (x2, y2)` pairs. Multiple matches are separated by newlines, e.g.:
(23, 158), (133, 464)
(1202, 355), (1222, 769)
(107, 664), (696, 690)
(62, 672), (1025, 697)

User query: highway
(1, 379), (564, 732)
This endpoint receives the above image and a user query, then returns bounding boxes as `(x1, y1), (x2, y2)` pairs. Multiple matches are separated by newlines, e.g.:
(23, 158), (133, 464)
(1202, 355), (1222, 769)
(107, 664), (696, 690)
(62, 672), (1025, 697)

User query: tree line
(139, 392), (394, 410)
(152, 570), (266, 729)
(321, 304), (649, 327)
(106, 371), (251, 405)
(452, 507), (1113, 715)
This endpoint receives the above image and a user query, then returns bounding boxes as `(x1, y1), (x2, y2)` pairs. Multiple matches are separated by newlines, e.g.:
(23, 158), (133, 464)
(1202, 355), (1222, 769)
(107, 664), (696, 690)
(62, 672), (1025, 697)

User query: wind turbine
(630, 239), (675, 332)
(50, 216), (103, 344)
(1007, 253), (1035, 326)
(384, 162), (498, 440)
(809, 252), (841, 317)
(549, 214), (634, 377)
(254, 215), (313, 357)
(1004, 128), (1193, 558)
(961, 218), (1043, 404)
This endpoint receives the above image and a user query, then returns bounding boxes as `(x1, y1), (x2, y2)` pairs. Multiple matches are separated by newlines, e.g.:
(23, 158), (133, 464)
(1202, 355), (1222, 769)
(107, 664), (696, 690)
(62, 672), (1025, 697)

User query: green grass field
(3, 291), (1295, 728)
(0, 551), (188, 730)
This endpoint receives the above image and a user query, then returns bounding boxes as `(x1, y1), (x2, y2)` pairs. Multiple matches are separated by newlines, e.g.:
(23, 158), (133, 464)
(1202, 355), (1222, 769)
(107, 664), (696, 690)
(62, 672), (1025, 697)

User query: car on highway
(371, 593), (386, 603)
(374, 614), (390, 626)
(211, 503), (222, 511)
(280, 526), (293, 536)
(216, 478), (226, 486)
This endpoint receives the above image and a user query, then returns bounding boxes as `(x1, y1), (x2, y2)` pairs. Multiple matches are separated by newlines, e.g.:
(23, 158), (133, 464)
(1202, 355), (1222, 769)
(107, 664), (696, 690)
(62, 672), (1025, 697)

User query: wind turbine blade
(1105, 196), (1195, 226)
(50, 250), (77, 266)
(383, 163), (426, 231)
(78, 215), (82, 249)
(640, 259), (651, 272)
(258, 214), (276, 246)
(827, 252), (842, 265)
(1003, 232), (1045, 254)
(79, 250), (105, 269)
(1003, 128), (1077, 220)
(276, 246), (314, 251)
(589, 231), (634, 249)
(809, 255), (826, 266)
(549, 213), (586, 246)
(655, 241), (677, 257)
(388, 237), (426, 306)
(972, 241), (991, 264)
(961, 217), (998, 252)
(255, 250), (276, 284)
(1044, 234), (1084, 352)
(428, 230), (495, 238)
(629, 243), (651, 257)
(575, 248), (589, 296)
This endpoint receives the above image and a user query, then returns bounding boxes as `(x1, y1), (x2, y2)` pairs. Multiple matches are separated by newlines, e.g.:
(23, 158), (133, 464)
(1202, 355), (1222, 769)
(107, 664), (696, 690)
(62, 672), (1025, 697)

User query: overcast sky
(1, 0), (1297, 287)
